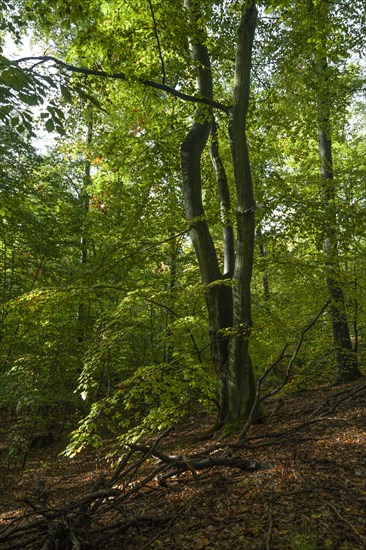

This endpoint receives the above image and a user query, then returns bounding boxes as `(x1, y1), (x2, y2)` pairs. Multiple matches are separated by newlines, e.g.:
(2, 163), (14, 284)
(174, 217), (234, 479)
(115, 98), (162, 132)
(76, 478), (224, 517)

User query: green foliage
(67, 357), (215, 456)
(0, 54), (67, 135)
(0, 0), (365, 464)
(65, 281), (215, 454)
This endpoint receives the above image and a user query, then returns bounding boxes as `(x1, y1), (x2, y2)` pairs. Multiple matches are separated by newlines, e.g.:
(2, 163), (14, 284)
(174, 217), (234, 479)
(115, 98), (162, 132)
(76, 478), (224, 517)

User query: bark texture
(210, 117), (235, 278)
(181, 0), (259, 425)
(226, 2), (258, 423)
(181, 0), (232, 421)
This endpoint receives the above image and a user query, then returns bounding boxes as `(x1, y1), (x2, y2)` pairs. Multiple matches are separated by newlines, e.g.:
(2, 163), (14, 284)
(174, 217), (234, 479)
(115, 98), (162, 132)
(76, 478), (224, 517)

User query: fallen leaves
(0, 381), (365, 549)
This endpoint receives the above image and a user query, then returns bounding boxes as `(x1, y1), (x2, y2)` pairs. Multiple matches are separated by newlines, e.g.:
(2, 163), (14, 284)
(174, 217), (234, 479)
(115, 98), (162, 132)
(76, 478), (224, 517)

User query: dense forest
(0, 1), (365, 548)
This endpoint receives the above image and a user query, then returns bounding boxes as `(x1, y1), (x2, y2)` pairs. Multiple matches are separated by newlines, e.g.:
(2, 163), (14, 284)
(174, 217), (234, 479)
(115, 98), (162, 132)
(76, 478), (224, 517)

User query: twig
(262, 299), (331, 402)
(0, 431), (176, 549)
(328, 502), (366, 547)
(235, 377), (362, 448)
(331, 381), (366, 400)
(110, 426), (173, 490)
(147, 511), (183, 546)
(237, 299), (330, 443)
(183, 458), (201, 487)
(237, 343), (289, 442)
(130, 444), (268, 474)
(122, 463), (169, 499)
(308, 381), (366, 420)
(248, 416), (338, 448)
(265, 501), (274, 550)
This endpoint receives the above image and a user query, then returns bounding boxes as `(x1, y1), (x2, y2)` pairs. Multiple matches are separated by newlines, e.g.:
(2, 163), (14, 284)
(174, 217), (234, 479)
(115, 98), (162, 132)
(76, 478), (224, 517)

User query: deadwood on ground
(0, 428), (268, 549)
(0, 380), (365, 549)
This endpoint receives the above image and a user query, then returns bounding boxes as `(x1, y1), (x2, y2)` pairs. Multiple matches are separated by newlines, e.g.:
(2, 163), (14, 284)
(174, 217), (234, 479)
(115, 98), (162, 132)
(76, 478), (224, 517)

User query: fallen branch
(1, 423), (267, 548)
(128, 443), (268, 485)
(233, 377), (365, 450)
(0, 430), (174, 549)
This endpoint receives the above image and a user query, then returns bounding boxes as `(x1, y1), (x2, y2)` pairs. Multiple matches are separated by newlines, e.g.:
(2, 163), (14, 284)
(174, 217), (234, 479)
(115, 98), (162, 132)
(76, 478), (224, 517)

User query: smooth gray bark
(226, 2), (258, 423)
(181, 0), (259, 425)
(181, 0), (232, 421)
(210, 117), (235, 278)
(77, 118), (93, 343)
(256, 226), (270, 303)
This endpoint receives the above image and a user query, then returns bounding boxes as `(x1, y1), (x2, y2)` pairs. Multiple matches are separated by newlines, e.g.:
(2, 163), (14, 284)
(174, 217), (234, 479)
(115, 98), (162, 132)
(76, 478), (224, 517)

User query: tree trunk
(316, 58), (361, 383)
(182, 0), (259, 425)
(77, 117), (93, 343)
(181, 0), (232, 422)
(226, 2), (258, 424)
(164, 235), (178, 364)
(256, 226), (270, 304)
(210, 116), (235, 278)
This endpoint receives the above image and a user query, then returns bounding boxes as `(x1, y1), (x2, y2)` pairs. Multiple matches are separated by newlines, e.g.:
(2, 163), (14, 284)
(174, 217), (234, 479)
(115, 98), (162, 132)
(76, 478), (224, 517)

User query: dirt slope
(0, 381), (365, 549)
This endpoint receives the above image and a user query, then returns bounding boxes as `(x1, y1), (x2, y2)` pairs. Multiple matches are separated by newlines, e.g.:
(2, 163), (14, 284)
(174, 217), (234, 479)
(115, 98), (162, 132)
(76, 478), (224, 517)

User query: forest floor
(0, 380), (365, 549)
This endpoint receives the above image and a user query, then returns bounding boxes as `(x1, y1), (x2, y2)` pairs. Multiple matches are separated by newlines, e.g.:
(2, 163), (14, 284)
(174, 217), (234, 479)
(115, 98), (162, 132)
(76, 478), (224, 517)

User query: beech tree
(0, 0), (365, 454)
(181, 0), (258, 425)
(311, 2), (362, 382)
(5, 0), (261, 428)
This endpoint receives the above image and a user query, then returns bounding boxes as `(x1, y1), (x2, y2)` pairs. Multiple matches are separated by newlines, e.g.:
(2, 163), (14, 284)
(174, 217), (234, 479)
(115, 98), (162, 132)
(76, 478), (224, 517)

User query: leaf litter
(0, 380), (365, 549)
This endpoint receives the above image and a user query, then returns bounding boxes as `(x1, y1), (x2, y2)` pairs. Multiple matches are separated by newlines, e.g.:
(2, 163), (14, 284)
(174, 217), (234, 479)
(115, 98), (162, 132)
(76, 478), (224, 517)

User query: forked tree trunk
(181, 0), (232, 422)
(210, 116), (235, 278)
(182, 0), (258, 426)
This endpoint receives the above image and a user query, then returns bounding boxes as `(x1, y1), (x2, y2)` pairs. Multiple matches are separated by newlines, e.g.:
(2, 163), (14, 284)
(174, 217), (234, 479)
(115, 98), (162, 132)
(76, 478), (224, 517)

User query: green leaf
(42, 75), (57, 88)
(47, 105), (65, 119)
(19, 92), (41, 106)
(55, 125), (66, 136)
(0, 68), (29, 91)
(0, 54), (12, 66)
(60, 84), (73, 102)
(74, 85), (103, 110)
(45, 118), (54, 132)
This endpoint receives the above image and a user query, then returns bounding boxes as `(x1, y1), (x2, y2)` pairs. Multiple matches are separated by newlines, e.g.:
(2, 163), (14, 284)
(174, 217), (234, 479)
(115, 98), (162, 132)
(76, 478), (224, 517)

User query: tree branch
(147, 0), (166, 85)
(328, 502), (366, 547)
(237, 299), (331, 442)
(13, 56), (229, 114)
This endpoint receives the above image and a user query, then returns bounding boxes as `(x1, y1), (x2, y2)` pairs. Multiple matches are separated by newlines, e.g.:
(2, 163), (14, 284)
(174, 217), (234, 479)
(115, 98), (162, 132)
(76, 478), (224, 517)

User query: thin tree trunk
(316, 58), (361, 382)
(164, 236), (178, 364)
(256, 226), (270, 303)
(210, 116), (235, 278)
(352, 260), (359, 354)
(77, 117), (93, 343)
